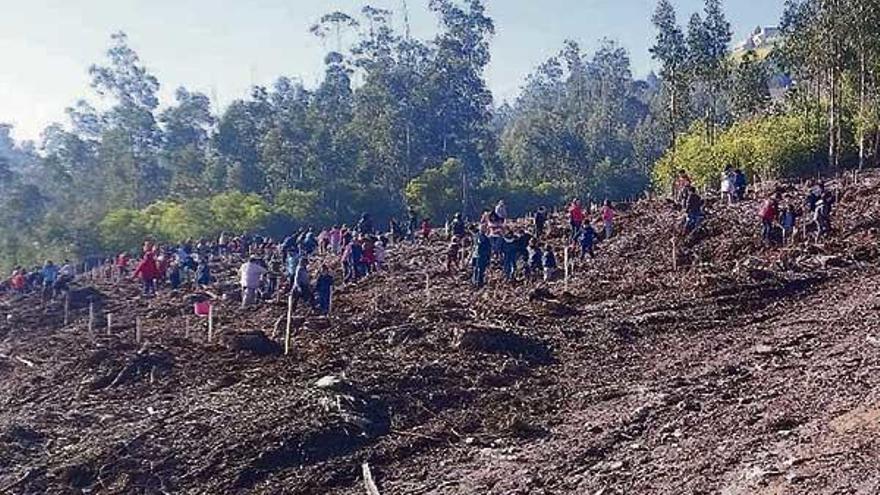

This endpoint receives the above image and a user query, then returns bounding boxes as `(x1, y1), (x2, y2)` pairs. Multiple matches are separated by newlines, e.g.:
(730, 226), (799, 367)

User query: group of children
(449, 197), (618, 288)
(758, 181), (836, 246)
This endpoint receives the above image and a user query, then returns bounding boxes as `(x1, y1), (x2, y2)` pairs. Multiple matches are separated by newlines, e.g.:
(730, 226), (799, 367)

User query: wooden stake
(107, 313), (112, 336)
(63, 294), (70, 326)
(207, 304), (214, 343)
(136, 317), (142, 344)
(284, 294), (294, 356)
(563, 247), (570, 291)
(672, 238), (678, 272)
(88, 302), (95, 332)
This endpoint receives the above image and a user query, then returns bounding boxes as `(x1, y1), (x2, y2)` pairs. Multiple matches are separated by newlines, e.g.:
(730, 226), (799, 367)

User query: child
(168, 262), (182, 290)
(579, 222), (596, 259)
(781, 205), (797, 244)
(315, 264), (334, 315)
(527, 240), (543, 279)
(501, 232), (519, 281)
(446, 237), (462, 273)
(759, 194), (780, 245)
(421, 218), (433, 242)
(195, 259), (212, 288)
(542, 246), (557, 282)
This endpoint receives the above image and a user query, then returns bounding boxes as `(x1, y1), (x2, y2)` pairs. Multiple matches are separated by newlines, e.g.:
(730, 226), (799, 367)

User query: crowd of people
(671, 168), (837, 246)
(2, 169), (845, 306)
(1, 260), (76, 300)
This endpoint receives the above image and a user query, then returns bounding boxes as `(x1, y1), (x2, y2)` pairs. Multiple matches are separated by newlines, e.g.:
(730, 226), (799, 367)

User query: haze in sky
(0, 0), (785, 142)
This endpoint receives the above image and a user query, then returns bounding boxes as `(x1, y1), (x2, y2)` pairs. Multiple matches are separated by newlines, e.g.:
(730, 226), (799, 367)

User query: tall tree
(731, 50), (771, 119)
(89, 32), (165, 207)
(651, 0), (690, 179)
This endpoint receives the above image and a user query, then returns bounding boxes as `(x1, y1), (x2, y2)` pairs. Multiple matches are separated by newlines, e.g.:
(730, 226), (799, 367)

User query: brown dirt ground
(2, 172), (879, 494)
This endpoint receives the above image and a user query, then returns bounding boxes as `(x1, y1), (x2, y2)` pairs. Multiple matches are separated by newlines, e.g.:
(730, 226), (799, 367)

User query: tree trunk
(828, 66), (836, 170)
(858, 6), (866, 171)
(669, 76), (678, 195)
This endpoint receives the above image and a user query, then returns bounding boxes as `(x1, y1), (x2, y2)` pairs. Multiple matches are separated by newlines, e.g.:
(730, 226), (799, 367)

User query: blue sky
(0, 0), (785, 141)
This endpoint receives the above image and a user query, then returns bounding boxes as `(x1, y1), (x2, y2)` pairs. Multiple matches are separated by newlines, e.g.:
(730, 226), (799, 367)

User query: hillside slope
(2, 173), (880, 494)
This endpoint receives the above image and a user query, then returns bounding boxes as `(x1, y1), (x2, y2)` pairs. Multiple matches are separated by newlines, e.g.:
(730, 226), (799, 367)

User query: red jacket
(759, 199), (778, 222)
(133, 254), (160, 281)
(569, 204), (585, 224)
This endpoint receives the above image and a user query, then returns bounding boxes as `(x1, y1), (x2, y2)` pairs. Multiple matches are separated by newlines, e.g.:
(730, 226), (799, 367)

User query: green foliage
(209, 192), (270, 234)
(653, 114), (822, 190)
(8, 0), (880, 273)
(404, 158), (463, 221)
(99, 208), (150, 253)
(97, 192), (270, 253)
(405, 158), (570, 221)
(478, 181), (567, 219)
(274, 189), (328, 226)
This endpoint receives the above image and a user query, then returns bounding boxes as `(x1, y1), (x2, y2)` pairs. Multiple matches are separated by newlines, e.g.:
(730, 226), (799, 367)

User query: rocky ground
(1, 172), (879, 494)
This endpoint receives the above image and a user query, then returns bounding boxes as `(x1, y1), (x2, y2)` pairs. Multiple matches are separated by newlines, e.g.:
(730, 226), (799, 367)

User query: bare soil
(2, 173), (879, 494)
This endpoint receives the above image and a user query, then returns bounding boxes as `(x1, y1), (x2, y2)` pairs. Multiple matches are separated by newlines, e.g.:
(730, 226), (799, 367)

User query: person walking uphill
(239, 257), (266, 308)
(133, 252), (161, 297)
(291, 257), (314, 311)
(315, 264), (334, 315)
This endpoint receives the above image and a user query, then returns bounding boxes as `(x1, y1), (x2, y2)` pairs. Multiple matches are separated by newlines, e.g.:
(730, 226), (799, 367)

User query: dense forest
(1, 0), (879, 270)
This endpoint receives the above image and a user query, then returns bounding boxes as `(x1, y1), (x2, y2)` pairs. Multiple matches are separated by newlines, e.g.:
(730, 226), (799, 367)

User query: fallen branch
(0, 468), (38, 492)
(15, 356), (35, 367)
(362, 462), (381, 495)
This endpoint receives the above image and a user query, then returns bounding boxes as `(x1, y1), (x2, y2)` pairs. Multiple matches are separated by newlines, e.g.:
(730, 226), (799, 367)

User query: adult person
(814, 189), (835, 241)
(315, 264), (334, 315)
(601, 200), (615, 239)
(674, 170), (692, 203)
(291, 257), (314, 311)
(133, 252), (161, 297)
(239, 257), (266, 307)
(501, 231), (519, 282)
(494, 200), (508, 222)
(357, 213), (375, 236)
(683, 187), (704, 235)
(568, 199), (585, 242)
(733, 169), (747, 202)
(471, 226), (491, 288)
(534, 206), (547, 238)
(40, 260), (59, 301)
(450, 213), (467, 239)
(195, 258), (212, 288)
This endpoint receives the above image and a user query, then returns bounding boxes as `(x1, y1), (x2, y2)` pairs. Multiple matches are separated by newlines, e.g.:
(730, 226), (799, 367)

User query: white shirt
(59, 264), (75, 277)
(239, 262), (266, 289)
